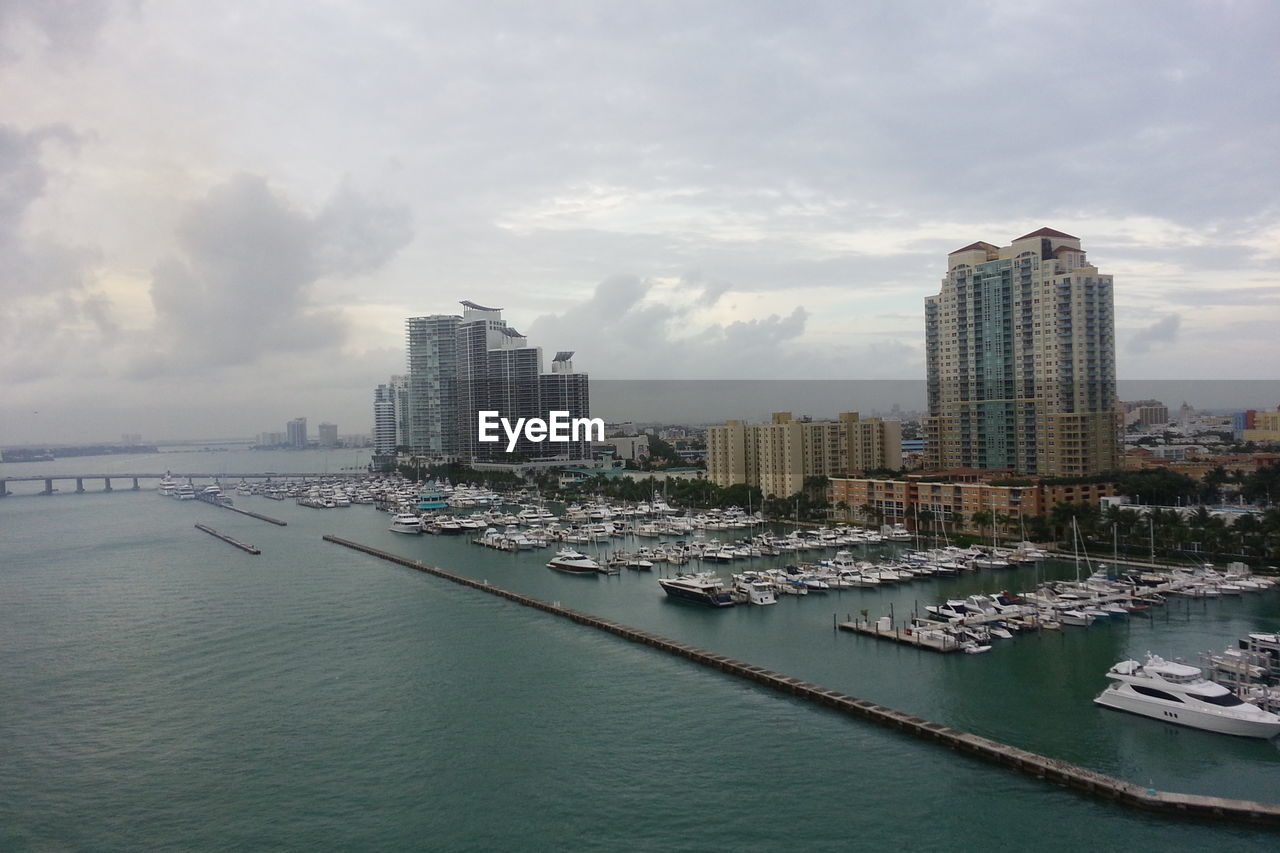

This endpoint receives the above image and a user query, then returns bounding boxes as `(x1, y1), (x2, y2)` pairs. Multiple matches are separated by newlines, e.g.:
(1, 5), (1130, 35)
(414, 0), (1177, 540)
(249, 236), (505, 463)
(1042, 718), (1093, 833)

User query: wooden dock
(194, 523), (261, 554)
(839, 619), (961, 652)
(321, 533), (1280, 827)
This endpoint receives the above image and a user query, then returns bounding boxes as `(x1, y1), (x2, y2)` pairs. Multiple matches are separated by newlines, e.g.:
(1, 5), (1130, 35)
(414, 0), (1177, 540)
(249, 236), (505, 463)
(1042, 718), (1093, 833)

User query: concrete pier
(104, 477), (112, 492)
(322, 533), (1280, 827)
(194, 523), (260, 554)
(76, 477), (85, 493)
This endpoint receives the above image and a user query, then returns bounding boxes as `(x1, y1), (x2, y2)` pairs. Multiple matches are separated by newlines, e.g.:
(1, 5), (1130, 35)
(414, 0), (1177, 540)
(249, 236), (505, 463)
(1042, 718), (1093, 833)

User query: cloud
(146, 173), (411, 370)
(1127, 314), (1182, 355)
(526, 274), (917, 380)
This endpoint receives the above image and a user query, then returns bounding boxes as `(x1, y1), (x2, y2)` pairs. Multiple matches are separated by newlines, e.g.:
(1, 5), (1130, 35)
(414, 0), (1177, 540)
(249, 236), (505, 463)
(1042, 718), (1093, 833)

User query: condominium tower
(707, 412), (902, 498)
(924, 228), (1119, 476)
(405, 315), (460, 456)
(405, 301), (591, 463)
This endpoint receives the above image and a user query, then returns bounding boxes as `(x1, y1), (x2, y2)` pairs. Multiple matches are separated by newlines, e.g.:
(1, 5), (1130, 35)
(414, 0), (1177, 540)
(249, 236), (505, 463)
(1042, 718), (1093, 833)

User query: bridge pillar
(104, 477), (113, 492)
(0, 478), (7, 496)
(43, 478), (54, 495)
(76, 477), (85, 493)
(132, 478), (140, 491)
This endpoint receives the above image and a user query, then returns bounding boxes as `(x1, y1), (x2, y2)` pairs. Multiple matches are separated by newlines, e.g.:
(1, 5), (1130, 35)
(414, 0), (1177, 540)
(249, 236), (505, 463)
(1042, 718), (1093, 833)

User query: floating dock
(839, 619), (961, 652)
(195, 523), (261, 554)
(322, 534), (1280, 827)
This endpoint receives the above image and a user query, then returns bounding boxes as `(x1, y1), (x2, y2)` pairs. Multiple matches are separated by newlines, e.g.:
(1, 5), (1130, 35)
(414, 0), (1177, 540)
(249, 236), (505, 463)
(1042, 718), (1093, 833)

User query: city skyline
(2, 2), (1279, 443)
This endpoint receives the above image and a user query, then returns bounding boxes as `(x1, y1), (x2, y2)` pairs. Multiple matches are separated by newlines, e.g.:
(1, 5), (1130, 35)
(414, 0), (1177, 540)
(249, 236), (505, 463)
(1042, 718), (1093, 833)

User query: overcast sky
(2, 1), (1278, 442)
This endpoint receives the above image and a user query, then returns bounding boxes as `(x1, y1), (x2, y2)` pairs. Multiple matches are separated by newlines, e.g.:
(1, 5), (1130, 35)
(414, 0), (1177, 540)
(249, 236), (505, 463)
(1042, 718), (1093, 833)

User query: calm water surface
(2, 452), (1278, 850)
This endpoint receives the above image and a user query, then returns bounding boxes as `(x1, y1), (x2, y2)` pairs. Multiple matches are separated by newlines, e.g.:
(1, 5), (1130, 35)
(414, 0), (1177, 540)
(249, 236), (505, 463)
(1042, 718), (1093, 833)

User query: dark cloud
(1127, 314), (1182, 355)
(147, 173), (411, 370)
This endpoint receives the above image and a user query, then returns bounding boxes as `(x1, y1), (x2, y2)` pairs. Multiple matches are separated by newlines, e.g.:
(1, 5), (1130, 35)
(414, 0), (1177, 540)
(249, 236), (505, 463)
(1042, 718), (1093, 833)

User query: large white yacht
(388, 512), (423, 535)
(546, 548), (601, 574)
(1094, 655), (1280, 738)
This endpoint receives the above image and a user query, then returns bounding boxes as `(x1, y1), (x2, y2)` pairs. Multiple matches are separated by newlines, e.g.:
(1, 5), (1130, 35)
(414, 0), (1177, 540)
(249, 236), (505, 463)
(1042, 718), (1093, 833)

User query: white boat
(1094, 655), (1280, 738)
(389, 512), (423, 534)
(546, 548), (601, 574)
(733, 576), (778, 606)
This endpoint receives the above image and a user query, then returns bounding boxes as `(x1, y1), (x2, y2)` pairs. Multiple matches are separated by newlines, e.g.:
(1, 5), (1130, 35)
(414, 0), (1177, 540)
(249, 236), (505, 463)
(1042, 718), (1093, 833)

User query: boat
(658, 572), (736, 607)
(1093, 655), (1280, 738)
(546, 548), (601, 574)
(388, 512), (423, 534)
(733, 575), (778, 606)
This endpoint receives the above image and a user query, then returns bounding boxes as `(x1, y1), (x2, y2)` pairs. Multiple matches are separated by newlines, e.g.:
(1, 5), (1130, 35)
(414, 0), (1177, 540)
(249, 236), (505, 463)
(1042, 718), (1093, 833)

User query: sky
(1, 0), (1278, 443)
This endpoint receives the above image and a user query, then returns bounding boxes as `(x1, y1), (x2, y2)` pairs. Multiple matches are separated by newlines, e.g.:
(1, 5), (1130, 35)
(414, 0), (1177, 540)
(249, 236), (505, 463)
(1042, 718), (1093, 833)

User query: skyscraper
(373, 384), (397, 455)
(405, 314), (460, 457)
(317, 423), (338, 447)
(924, 228), (1118, 476)
(286, 417), (307, 448)
(540, 352), (592, 460)
(406, 301), (592, 464)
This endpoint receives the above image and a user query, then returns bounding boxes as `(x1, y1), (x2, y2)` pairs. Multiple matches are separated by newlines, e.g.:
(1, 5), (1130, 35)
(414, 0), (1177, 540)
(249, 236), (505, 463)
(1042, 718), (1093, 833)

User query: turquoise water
(2, 454), (1278, 850)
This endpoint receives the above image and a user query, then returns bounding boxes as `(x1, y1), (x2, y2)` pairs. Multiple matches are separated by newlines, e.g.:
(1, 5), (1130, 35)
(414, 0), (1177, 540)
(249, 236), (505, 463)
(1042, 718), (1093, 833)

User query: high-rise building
(405, 314), (460, 457)
(540, 352), (592, 460)
(924, 228), (1118, 476)
(405, 301), (592, 464)
(707, 412), (902, 497)
(317, 423), (338, 447)
(388, 374), (411, 449)
(373, 384), (397, 454)
(286, 417), (307, 448)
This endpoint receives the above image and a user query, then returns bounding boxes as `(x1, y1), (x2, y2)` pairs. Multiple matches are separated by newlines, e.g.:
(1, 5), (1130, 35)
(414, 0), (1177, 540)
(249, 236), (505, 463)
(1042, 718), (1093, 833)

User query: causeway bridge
(0, 472), (370, 497)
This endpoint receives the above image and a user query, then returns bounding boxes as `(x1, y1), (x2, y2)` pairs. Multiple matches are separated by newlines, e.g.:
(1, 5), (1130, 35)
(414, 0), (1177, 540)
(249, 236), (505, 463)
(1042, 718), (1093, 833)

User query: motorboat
(546, 548), (602, 574)
(658, 572), (736, 607)
(1094, 654), (1280, 738)
(732, 576), (778, 606)
(389, 512), (423, 534)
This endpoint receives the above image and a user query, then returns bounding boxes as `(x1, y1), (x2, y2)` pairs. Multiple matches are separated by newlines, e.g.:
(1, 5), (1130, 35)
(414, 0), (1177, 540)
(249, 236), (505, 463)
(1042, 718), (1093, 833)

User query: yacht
(389, 512), (423, 535)
(658, 572), (736, 607)
(1094, 655), (1280, 738)
(732, 575), (778, 606)
(546, 548), (602, 574)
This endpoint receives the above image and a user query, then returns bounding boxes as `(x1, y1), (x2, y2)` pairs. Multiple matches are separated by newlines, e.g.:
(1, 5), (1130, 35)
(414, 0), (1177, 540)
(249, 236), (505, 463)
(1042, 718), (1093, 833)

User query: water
(2, 454), (1278, 850)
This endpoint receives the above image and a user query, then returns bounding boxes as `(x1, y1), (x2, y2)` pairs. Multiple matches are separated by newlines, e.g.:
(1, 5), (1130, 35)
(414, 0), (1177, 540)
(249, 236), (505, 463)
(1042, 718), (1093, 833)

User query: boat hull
(1094, 689), (1280, 738)
(658, 579), (735, 607)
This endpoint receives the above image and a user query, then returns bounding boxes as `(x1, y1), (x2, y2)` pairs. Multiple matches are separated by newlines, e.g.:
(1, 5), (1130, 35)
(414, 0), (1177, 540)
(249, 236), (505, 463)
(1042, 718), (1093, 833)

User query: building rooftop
(948, 240), (997, 255)
(1014, 227), (1078, 241)
(460, 300), (502, 312)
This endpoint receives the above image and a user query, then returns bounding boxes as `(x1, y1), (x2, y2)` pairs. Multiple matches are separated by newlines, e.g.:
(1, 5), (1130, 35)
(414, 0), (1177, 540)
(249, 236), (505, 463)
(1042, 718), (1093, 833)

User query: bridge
(0, 472), (371, 496)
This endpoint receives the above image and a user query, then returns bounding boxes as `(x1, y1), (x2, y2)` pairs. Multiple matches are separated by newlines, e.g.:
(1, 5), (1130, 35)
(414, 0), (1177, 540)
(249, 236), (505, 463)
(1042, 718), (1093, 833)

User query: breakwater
(195, 524), (261, 554)
(322, 534), (1280, 827)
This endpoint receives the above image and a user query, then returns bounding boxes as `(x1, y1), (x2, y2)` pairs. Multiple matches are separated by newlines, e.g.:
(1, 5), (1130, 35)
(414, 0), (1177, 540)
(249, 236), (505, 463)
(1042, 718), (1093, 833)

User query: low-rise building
(708, 412), (901, 498)
(830, 474), (1117, 531)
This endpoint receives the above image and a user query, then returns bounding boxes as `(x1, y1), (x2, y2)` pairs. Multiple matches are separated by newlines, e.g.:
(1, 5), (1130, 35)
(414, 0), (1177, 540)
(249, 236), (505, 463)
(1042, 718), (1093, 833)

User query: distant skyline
(2, 2), (1278, 443)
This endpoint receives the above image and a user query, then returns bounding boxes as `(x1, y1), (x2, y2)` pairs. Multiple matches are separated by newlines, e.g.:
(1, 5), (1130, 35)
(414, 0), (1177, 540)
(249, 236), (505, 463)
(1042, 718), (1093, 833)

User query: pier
(194, 523), (261, 554)
(322, 534), (1280, 827)
(839, 618), (962, 652)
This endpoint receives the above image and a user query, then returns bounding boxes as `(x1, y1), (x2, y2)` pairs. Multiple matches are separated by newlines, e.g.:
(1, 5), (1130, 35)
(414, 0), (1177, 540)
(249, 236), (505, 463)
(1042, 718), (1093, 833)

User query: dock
(322, 533), (1280, 827)
(222, 505), (287, 526)
(839, 618), (961, 652)
(194, 523), (261, 554)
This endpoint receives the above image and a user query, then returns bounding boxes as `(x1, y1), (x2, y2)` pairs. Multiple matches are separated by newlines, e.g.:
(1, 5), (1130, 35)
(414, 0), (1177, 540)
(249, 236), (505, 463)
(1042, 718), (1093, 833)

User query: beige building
(1242, 410), (1280, 443)
(925, 228), (1120, 476)
(707, 412), (902, 497)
